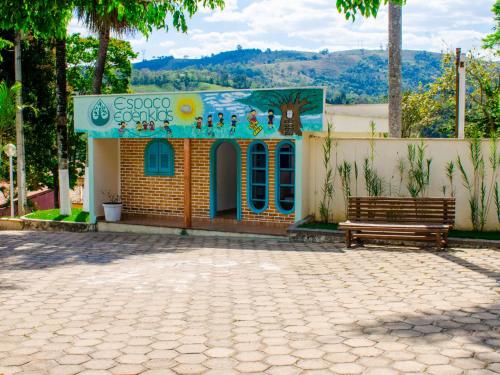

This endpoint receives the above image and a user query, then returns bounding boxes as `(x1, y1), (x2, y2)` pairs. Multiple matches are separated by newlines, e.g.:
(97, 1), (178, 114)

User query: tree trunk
(14, 31), (27, 215)
(388, 1), (402, 138)
(92, 24), (110, 95)
(279, 104), (303, 136)
(53, 166), (59, 208)
(83, 25), (110, 214)
(55, 37), (71, 216)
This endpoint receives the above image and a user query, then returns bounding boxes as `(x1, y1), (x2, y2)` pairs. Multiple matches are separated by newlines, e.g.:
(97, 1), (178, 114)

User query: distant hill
(131, 48), (443, 104)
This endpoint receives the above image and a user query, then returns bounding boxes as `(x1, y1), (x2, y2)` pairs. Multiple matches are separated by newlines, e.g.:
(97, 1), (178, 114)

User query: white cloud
(159, 40), (175, 48)
(69, 0), (495, 59)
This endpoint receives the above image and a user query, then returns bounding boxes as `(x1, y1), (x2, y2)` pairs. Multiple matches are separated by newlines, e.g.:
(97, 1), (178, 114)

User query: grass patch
(25, 208), (89, 223)
(299, 222), (339, 230)
(449, 230), (500, 241)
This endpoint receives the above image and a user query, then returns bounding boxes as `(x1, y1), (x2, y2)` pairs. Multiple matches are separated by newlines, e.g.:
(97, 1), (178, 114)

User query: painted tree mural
(239, 89), (323, 136)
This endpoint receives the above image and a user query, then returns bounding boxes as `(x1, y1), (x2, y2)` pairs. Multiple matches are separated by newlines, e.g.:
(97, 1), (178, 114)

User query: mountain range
(131, 48), (443, 104)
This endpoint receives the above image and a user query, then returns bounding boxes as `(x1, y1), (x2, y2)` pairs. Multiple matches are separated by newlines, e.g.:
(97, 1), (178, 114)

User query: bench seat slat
(339, 222), (451, 231)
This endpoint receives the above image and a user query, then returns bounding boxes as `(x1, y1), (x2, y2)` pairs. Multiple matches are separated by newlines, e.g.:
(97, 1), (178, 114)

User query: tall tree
(335, 0), (405, 138)
(55, 36), (72, 215)
(0, 0), (70, 215)
(75, 0), (225, 95)
(13, 31), (27, 213)
(388, 1), (402, 137)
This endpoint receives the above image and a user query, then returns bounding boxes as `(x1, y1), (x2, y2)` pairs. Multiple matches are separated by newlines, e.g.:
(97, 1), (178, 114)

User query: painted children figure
(163, 120), (172, 137)
(217, 112), (224, 128)
(149, 121), (155, 131)
(267, 109), (275, 129)
(207, 114), (214, 136)
(142, 121), (148, 130)
(247, 109), (258, 130)
(230, 115), (237, 135)
(118, 121), (126, 133)
(247, 108), (262, 136)
(195, 116), (203, 133)
(136, 121), (143, 131)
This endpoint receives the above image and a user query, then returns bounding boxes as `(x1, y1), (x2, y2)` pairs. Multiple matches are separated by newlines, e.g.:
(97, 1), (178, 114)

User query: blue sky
(70, 0), (496, 60)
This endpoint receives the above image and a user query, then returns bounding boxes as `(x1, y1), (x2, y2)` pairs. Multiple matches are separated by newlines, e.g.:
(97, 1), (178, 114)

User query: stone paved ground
(0, 231), (499, 375)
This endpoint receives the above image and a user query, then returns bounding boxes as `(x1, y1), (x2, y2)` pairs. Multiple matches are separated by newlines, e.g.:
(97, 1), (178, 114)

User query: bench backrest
(347, 197), (455, 225)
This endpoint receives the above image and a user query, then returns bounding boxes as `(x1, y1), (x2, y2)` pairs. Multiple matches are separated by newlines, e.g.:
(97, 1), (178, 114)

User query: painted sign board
(73, 87), (325, 139)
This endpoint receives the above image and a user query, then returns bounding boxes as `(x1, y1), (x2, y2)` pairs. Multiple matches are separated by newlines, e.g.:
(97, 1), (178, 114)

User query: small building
(74, 87), (325, 234)
(325, 103), (388, 137)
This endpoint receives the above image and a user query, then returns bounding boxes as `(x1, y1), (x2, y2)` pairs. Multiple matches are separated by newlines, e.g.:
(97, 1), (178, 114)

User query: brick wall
(120, 139), (185, 217)
(120, 138), (295, 224)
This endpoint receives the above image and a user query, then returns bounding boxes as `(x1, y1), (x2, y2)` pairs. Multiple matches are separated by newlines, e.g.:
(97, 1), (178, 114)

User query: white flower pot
(103, 203), (122, 222)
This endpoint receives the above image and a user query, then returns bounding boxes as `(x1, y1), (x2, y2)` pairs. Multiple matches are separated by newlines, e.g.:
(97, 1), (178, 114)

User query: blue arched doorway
(210, 140), (242, 220)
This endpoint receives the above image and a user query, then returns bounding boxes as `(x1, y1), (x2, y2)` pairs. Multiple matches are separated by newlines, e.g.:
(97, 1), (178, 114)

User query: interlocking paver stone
(0, 231), (498, 375)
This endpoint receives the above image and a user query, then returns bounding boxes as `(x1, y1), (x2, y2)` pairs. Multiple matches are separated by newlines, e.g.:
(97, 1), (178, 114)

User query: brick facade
(120, 138), (295, 225)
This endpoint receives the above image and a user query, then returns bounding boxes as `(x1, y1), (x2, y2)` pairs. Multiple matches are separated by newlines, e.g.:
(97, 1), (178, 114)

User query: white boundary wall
(307, 137), (500, 231)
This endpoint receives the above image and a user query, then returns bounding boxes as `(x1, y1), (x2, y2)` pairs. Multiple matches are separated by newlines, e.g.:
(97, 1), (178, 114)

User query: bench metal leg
(345, 230), (352, 248)
(436, 232), (445, 249)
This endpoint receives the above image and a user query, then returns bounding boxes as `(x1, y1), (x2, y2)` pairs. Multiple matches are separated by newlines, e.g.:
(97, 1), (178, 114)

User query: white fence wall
(307, 137), (500, 231)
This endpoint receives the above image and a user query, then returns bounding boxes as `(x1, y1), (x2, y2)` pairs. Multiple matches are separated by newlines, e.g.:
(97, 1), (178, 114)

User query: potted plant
(102, 191), (122, 222)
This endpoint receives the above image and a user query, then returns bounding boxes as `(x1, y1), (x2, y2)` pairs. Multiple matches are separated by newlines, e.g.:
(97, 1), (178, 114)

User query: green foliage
(445, 161), (455, 198)
(65, 33), (137, 181)
(74, 0), (225, 36)
(396, 157), (405, 196)
(363, 158), (384, 196)
(335, 0), (405, 20)
(20, 37), (58, 190)
(406, 141), (432, 198)
(67, 33), (137, 94)
(488, 134), (500, 224)
(483, 0), (499, 53)
(0, 80), (18, 146)
(338, 160), (352, 217)
(0, 0), (71, 38)
(0, 33), (135, 190)
(403, 51), (499, 137)
(319, 122), (335, 223)
(457, 136), (487, 231)
(495, 182), (500, 224)
(363, 121), (384, 196)
(0, 37), (12, 62)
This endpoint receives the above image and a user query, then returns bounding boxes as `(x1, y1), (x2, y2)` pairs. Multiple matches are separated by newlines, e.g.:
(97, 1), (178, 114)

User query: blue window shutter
(158, 142), (169, 174)
(144, 140), (174, 176)
(145, 143), (157, 174)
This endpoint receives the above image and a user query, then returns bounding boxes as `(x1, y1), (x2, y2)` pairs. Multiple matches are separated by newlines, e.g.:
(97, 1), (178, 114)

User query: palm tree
(75, 3), (133, 95)
(388, 0), (402, 137)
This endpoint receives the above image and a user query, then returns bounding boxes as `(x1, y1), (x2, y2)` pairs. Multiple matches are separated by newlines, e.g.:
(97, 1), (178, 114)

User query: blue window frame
(247, 141), (268, 213)
(275, 140), (295, 214)
(144, 140), (174, 176)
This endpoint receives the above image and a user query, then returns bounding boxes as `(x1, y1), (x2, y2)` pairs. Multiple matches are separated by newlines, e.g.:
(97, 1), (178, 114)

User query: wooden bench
(339, 197), (455, 248)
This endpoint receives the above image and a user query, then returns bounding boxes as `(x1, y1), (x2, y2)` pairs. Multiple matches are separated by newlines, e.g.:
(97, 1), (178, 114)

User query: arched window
(275, 141), (295, 213)
(247, 141), (268, 213)
(144, 140), (174, 176)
